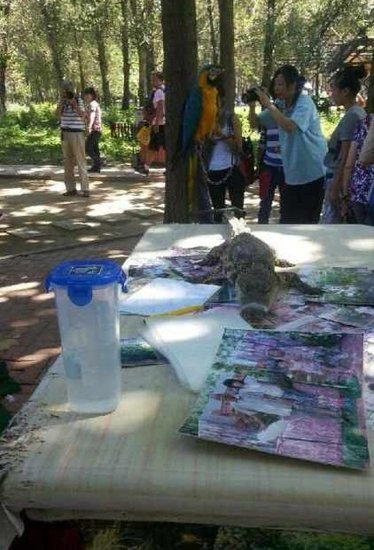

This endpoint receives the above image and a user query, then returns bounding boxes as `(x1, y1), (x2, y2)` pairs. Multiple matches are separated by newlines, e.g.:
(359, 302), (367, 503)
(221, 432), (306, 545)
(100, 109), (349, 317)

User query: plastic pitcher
(46, 260), (127, 414)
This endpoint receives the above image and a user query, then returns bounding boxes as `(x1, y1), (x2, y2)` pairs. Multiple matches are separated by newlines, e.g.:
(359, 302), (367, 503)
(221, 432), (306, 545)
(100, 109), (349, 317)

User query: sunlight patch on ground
(244, 196), (260, 206)
(0, 187), (32, 197)
(19, 205), (62, 215)
(88, 197), (134, 216)
(0, 281), (40, 294)
(6, 288), (39, 298)
(148, 181), (165, 189)
(10, 318), (39, 329)
(77, 235), (98, 242)
(46, 180), (67, 193)
(32, 293), (53, 303)
(18, 346), (60, 362)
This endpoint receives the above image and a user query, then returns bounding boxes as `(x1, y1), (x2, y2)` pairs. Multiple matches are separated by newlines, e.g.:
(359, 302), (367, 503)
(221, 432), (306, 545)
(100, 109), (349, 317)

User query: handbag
(238, 137), (255, 186)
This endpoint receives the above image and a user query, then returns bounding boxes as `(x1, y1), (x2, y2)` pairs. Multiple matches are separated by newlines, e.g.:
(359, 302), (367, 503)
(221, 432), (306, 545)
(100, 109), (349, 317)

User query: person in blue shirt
(254, 65), (327, 223)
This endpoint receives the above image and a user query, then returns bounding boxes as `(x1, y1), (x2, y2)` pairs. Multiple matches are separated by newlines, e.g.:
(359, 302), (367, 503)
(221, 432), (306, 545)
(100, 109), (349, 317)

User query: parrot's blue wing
(182, 86), (202, 156)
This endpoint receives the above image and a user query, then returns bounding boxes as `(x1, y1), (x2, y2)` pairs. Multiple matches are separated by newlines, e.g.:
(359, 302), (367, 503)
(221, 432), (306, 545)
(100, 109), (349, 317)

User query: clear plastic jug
(46, 260), (127, 414)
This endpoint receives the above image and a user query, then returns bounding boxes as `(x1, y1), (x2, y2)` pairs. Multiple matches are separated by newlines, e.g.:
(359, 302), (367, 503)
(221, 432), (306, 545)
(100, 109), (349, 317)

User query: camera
(241, 87), (259, 104)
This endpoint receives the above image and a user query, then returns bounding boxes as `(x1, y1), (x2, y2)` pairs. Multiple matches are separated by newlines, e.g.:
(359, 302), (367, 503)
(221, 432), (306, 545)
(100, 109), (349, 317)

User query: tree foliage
(0, 0), (372, 108)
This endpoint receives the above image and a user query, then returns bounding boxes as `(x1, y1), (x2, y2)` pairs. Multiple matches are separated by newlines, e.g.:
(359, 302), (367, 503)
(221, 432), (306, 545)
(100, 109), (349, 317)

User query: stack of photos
(317, 305), (374, 329)
(180, 329), (370, 470)
(299, 267), (374, 306)
(204, 282), (238, 306)
(120, 336), (168, 367)
(127, 256), (173, 280)
(364, 333), (374, 429)
(127, 247), (214, 282)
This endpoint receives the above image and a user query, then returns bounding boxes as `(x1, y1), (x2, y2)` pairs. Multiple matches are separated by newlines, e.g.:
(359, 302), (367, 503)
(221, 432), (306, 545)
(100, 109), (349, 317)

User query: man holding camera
(56, 80), (90, 197)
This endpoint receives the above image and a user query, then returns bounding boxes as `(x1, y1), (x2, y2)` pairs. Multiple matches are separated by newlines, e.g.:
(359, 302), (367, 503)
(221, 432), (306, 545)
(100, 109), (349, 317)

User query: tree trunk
(315, 71), (320, 100)
(0, 0), (11, 115)
(138, 43), (148, 105)
(261, 0), (276, 88)
(39, 1), (64, 88)
(146, 44), (155, 86)
(120, 0), (131, 110)
(74, 30), (85, 93)
(145, 0), (155, 93)
(95, 26), (111, 107)
(207, 0), (218, 65)
(161, 0), (198, 223)
(218, 0), (235, 110)
(129, 0), (148, 105)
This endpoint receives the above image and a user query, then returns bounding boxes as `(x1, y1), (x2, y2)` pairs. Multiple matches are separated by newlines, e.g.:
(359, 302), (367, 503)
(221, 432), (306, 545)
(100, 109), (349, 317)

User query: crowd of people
(55, 65), (373, 224)
(248, 64), (374, 226)
(173, 62), (373, 226)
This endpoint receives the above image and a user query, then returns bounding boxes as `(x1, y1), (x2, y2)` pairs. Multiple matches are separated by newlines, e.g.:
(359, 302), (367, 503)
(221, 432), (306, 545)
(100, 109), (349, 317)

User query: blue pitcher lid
(45, 259), (127, 291)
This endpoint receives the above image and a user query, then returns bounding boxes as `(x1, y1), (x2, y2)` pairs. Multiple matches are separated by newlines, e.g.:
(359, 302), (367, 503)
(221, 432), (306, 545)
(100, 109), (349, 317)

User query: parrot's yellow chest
(194, 80), (219, 142)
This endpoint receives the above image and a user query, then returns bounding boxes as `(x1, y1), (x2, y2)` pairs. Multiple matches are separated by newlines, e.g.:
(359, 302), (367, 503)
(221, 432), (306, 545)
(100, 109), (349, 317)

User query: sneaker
(62, 190), (77, 196)
(82, 191), (90, 198)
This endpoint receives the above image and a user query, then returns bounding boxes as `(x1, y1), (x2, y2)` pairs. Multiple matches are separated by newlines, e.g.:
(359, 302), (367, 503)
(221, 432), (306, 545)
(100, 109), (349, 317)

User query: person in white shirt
(143, 71), (166, 175)
(206, 93), (246, 222)
(83, 86), (102, 173)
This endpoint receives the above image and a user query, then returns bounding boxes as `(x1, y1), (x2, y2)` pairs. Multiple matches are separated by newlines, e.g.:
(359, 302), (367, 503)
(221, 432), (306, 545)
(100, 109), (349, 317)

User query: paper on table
(119, 278), (220, 316)
(143, 307), (249, 392)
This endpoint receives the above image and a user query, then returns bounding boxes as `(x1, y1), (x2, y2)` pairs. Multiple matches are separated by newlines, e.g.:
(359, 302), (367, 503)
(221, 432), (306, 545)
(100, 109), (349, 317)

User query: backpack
(227, 113), (255, 186)
(136, 123), (151, 146)
(239, 136), (255, 187)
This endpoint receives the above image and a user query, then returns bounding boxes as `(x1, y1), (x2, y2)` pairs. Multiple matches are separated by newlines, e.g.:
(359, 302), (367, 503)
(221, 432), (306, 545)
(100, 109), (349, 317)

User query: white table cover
(1, 224), (374, 547)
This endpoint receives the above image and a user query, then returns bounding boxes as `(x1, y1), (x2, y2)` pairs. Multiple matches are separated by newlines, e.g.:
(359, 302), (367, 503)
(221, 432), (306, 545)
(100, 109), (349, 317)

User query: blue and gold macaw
(181, 65), (224, 221)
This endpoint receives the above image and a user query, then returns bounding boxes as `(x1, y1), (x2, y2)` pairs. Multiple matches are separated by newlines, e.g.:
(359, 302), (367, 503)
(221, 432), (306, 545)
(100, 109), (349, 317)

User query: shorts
(149, 125), (166, 151)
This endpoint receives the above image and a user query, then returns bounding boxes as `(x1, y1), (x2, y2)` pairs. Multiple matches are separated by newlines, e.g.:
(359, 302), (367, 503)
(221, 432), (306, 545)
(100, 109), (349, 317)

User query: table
(1, 224), (374, 545)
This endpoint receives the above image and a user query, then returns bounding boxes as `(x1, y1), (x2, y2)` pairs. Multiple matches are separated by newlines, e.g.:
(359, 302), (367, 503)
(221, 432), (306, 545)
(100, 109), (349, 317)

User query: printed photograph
(127, 247), (214, 282)
(299, 267), (374, 306)
(317, 305), (374, 329)
(180, 329), (369, 470)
